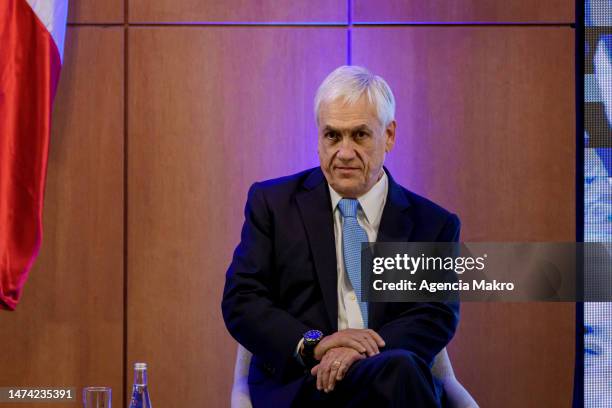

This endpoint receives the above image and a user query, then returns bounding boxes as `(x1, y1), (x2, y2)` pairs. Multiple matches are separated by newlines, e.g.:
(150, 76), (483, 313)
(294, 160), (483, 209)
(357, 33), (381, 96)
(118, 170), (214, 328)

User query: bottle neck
(133, 369), (148, 386)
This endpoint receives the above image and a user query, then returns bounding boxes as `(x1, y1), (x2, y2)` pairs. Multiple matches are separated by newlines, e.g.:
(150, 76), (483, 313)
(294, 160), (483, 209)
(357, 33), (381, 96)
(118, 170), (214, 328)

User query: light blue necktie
(338, 198), (369, 327)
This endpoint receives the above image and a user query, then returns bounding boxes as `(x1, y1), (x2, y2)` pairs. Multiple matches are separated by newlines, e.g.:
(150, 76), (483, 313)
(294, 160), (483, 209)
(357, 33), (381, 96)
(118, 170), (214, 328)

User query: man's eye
(325, 132), (338, 140)
(356, 131), (368, 139)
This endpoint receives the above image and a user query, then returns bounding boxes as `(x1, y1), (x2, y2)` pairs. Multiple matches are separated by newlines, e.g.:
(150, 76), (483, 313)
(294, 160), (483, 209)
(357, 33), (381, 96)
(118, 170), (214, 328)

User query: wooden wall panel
(353, 0), (574, 24)
(67, 0), (124, 24)
(354, 27), (575, 407)
(453, 303), (575, 407)
(129, 0), (346, 23)
(0, 27), (124, 408)
(127, 27), (345, 407)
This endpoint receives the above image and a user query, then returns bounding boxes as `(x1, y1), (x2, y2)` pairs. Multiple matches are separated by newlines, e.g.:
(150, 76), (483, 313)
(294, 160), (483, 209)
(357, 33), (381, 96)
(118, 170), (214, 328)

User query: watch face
(304, 330), (323, 343)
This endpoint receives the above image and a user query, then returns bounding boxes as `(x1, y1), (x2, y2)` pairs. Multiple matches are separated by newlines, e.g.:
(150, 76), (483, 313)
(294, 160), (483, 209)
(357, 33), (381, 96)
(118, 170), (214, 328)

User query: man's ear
(384, 120), (396, 153)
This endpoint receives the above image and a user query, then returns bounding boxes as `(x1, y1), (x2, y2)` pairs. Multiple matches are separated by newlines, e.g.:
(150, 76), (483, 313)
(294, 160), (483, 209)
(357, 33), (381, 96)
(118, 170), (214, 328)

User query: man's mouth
(334, 166), (360, 171)
(334, 166), (361, 176)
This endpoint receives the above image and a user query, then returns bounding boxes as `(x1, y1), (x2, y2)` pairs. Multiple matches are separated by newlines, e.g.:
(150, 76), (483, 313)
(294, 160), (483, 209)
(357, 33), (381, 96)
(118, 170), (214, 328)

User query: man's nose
(336, 139), (356, 161)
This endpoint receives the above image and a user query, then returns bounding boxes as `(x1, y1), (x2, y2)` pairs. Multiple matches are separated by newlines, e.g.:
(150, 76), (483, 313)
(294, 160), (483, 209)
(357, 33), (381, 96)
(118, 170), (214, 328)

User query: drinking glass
(83, 386), (111, 408)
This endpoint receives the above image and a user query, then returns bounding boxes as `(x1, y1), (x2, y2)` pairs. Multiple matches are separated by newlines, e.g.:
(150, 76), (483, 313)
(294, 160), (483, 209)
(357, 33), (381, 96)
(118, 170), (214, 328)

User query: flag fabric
(0, 0), (68, 310)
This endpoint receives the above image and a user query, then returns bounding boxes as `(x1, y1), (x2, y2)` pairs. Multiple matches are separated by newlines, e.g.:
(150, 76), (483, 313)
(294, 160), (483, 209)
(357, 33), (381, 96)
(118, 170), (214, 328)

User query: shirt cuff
(294, 337), (305, 366)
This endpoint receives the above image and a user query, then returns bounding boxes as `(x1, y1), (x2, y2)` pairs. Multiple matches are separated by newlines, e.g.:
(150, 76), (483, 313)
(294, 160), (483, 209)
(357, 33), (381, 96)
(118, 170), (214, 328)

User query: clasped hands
(307, 329), (386, 393)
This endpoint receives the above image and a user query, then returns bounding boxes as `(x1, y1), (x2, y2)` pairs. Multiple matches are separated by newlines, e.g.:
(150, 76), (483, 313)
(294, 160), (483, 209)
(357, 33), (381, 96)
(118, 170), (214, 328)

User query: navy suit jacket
(222, 167), (460, 406)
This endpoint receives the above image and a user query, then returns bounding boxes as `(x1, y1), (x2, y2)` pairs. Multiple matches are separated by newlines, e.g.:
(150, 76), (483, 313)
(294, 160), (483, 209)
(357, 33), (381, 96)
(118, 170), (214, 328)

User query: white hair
(314, 65), (396, 127)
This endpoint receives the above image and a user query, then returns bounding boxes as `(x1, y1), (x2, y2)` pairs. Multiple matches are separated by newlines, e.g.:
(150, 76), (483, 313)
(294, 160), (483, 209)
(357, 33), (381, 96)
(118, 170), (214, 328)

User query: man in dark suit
(222, 66), (460, 407)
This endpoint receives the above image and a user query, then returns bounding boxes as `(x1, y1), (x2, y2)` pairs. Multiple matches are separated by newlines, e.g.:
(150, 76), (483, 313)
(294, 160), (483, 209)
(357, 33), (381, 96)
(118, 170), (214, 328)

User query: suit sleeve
(221, 182), (309, 378)
(376, 213), (461, 365)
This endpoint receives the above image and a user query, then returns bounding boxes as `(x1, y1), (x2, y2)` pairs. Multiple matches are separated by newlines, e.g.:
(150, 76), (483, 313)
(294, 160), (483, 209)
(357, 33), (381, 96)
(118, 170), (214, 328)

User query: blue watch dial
(304, 329), (323, 342)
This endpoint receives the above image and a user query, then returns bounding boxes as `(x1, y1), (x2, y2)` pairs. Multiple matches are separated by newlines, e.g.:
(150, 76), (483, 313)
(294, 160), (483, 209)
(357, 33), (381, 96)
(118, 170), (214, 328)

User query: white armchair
(231, 344), (478, 408)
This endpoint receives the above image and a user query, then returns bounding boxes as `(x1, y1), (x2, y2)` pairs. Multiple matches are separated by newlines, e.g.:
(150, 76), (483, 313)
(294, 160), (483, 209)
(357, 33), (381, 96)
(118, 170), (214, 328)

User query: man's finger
(320, 360), (332, 393)
(336, 360), (347, 380)
(337, 350), (365, 380)
(346, 338), (367, 354)
(336, 357), (352, 381)
(327, 358), (341, 391)
(359, 334), (378, 357)
(316, 363), (324, 391)
(367, 329), (386, 347)
(361, 334), (379, 356)
(335, 332), (369, 355)
(318, 337), (365, 358)
(311, 364), (320, 376)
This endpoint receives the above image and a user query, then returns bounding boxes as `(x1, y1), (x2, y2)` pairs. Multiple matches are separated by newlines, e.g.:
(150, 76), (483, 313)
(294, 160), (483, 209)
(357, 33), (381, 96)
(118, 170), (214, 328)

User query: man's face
(317, 95), (396, 198)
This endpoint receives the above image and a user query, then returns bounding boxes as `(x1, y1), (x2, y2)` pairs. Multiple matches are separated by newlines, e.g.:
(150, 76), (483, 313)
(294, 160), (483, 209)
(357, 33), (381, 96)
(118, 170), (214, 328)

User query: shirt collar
(329, 170), (388, 226)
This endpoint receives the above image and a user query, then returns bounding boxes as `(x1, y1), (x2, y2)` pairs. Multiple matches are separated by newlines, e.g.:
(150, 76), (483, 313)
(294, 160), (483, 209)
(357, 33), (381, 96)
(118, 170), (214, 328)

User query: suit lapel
(369, 169), (414, 329)
(296, 168), (338, 331)
(376, 170), (413, 243)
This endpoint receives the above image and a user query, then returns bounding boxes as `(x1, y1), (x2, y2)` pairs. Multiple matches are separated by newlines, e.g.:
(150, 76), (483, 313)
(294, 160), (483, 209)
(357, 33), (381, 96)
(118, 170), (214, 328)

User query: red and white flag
(0, 0), (68, 310)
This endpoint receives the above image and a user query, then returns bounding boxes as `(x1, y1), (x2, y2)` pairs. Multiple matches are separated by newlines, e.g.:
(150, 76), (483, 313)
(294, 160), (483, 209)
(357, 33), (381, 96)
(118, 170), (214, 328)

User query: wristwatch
(301, 329), (324, 366)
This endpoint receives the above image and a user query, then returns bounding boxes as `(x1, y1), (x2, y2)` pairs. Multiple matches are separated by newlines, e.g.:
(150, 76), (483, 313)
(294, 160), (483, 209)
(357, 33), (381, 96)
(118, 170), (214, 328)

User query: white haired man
(222, 66), (460, 407)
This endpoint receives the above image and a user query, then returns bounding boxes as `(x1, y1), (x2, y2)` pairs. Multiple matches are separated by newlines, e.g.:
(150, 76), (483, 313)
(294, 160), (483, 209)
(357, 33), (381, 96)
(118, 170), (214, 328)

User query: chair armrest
(432, 348), (479, 408)
(442, 376), (480, 408)
(231, 344), (253, 408)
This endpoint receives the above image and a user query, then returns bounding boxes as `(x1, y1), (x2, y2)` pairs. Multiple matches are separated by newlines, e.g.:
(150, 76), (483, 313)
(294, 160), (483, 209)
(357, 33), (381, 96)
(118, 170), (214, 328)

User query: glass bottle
(128, 363), (152, 408)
